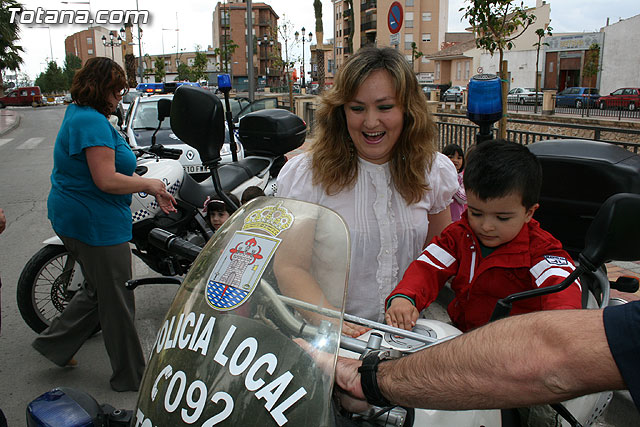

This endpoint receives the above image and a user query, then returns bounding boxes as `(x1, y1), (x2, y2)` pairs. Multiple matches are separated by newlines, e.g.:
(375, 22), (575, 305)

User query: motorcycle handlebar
(134, 145), (183, 160)
(148, 228), (202, 261)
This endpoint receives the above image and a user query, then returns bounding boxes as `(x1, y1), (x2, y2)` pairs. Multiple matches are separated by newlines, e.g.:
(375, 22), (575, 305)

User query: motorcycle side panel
(131, 158), (184, 224)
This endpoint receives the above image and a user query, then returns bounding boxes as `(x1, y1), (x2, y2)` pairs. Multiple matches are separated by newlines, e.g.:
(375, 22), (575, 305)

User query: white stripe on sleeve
(417, 254), (445, 270)
(534, 268), (570, 287)
(425, 244), (456, 267)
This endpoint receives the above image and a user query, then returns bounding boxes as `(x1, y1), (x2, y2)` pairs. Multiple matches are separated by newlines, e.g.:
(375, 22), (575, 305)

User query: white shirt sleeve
(426, 152), (460, 215)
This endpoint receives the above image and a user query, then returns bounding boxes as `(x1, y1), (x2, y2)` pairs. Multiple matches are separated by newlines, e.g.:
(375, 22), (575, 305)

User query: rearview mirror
(581, 193), (640, 267)
(157, 98), (171, 122)
(170, 85), (225, 164)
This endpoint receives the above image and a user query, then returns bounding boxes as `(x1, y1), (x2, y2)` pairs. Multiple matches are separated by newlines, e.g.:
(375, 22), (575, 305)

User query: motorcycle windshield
(134, 197), (350, 427)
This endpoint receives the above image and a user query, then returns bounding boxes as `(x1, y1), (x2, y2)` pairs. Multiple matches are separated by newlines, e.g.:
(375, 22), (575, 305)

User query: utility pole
(247, 0), (255, 101)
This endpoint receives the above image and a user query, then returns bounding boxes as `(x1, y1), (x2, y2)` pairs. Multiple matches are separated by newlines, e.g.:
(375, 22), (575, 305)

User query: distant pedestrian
(442, 144), (466, 221)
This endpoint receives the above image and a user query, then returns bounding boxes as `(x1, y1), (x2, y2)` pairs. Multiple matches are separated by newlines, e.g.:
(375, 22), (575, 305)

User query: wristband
(358, 351), (393, 407)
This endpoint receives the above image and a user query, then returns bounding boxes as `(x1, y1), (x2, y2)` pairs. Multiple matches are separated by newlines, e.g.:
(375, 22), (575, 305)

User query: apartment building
(64, 27), (125, 69)
(331, 0), (449, 84)
(212, 0), (280, 89)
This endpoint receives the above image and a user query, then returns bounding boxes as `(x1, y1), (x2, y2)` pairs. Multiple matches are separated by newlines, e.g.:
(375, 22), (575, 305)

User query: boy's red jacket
(386, 214), (582, 332)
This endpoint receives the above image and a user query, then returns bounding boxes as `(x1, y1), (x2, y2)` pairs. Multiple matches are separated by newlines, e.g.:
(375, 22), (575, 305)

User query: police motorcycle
(26, 77), (640, 427)
(16, 75), (307, 334)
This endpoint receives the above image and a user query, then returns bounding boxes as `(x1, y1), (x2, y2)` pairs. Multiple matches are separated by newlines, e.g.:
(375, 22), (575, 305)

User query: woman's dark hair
(442, 144), (465, 172)
(463, 139), (542, 209)
(70, 57), (128, 117)
(206, 193), (240, 216)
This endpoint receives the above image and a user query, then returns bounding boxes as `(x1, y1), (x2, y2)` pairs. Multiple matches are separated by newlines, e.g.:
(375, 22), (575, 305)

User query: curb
(0, 111), (20, 136)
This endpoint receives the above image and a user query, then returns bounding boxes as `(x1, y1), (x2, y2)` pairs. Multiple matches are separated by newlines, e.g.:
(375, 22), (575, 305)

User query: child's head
(241, 186), (265, 204)
(463, 139), (542, 247)
(206, 193), (240, 230)
(442, 143), (465, 172)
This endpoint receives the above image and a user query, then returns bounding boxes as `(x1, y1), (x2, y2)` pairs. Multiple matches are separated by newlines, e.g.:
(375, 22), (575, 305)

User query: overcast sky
(11, 0), (640, 81)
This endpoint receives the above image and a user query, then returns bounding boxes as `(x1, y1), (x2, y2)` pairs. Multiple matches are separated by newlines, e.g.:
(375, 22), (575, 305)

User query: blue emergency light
(467, 74), (502, 143)
(217, 74), (231, 91)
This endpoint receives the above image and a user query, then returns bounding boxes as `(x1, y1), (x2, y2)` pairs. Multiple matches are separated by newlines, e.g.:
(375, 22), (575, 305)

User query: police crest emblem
(205, 203), (294, 311)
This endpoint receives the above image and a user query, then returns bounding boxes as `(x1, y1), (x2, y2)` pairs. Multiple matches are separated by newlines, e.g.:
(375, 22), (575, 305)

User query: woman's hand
(385, 298), (418, 331)
(342, 321), (370, 338)
(147, 179), (177, 214)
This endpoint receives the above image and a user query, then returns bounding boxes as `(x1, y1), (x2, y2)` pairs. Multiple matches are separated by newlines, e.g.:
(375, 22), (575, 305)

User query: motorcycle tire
(16, 245), (86, 333)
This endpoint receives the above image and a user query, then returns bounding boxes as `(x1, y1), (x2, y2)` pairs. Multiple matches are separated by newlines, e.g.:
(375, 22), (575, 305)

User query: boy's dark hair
(463, 139), (542, 209)
(441, 144), (465, 171)
(206, 193), (240, 216)
(241, 186), (265, 204)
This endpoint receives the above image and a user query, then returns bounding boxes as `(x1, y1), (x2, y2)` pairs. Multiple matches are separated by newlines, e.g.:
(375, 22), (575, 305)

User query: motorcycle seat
(179, 157), (272, 207)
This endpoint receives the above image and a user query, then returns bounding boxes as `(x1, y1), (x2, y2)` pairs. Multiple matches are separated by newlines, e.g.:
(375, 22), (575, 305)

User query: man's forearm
(376, 309), (624, 410)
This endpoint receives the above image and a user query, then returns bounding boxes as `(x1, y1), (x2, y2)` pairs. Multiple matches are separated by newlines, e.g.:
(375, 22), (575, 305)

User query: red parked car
(0, 86), (44, 108)
(597, 87), (640, 111)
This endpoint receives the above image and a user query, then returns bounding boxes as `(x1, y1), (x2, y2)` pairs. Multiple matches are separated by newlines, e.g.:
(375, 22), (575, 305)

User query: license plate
(183, 165), (208, 173)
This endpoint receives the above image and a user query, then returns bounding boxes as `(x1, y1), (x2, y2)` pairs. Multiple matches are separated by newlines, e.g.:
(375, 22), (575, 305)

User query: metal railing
(435, 113), (640, 153)
(551, 98), (640, 121)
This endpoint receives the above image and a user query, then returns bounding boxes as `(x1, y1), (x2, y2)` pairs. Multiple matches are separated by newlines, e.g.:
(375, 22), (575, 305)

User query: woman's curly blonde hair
(310, 46), (438, 204)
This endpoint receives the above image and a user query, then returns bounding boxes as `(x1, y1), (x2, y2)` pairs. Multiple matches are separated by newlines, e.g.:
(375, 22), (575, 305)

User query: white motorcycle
(25, 192), (640, 426)
(16, 86), (306, 333)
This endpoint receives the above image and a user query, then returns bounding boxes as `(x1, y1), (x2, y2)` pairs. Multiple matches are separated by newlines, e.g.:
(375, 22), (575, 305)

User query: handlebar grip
(611, 276), (640, 293)
(148, 228), (202, 262)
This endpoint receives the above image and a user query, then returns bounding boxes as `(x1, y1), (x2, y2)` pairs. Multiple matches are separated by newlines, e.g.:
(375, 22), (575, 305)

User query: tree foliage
(214, 39), (239, 73)
(191, 47), (208, 82)
(461, 0), (538, 138)
(63, 54), (82, 88)
(533, 25), (552, 111)
(35, 61), (66, 94)
(411, 42), (423, 69)
(154, 56), (166, 82)
(0, 0), (25, 96)
(583, 43), (601, 80)
(176, 62), (193, 81)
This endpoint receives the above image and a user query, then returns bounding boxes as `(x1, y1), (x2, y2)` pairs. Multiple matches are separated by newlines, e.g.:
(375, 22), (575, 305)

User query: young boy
(386, 139), (582, 332)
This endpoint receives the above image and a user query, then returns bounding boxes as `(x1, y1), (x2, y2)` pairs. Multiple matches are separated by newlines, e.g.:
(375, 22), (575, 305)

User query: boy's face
(466, 191), (539, 248)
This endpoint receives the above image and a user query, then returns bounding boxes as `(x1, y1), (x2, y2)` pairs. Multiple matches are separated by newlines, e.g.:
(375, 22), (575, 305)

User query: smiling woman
(276, 46), (458, 328)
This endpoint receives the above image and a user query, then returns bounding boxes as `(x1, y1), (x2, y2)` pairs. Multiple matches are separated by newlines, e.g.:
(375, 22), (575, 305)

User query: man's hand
(295, 338), (370, 413)
(342, 321), (370, 338)
(385, 298), (418, 331)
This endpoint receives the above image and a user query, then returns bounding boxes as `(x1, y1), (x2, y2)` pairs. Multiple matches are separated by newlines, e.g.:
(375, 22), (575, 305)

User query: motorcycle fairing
(135, 198), (350, 426)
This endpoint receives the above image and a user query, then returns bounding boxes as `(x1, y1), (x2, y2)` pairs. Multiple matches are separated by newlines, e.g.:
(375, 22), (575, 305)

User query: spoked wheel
(16, 245), (82, 333)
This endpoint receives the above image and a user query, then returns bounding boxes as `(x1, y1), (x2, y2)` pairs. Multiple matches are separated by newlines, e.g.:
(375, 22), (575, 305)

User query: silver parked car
(442, 86), (466, 102)
(507, 87), (542, 105)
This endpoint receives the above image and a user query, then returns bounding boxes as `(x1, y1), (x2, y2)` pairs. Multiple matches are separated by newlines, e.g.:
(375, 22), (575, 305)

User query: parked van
(0, 86), (44, 108)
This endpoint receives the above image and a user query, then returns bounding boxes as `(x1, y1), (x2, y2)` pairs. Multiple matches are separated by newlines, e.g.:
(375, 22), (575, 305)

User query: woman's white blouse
(276, 152), (458, 322)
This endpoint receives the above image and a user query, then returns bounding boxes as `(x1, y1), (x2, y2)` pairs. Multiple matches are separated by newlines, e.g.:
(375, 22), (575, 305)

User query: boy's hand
(385, 298), (418, 331)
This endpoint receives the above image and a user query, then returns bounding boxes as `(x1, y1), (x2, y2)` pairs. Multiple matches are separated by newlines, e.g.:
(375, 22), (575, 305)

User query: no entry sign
(388, 1), (403, 34)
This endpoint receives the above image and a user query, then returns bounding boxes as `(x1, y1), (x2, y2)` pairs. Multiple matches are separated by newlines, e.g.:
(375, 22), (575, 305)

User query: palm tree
(313, 0), (325, 93)
(0, 0), (25, 95)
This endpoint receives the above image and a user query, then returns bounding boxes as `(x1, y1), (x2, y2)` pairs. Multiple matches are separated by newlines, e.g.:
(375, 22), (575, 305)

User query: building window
(549, 62), (554, 73)
(87, 37), (93, 45)
(422, 33), (431, 42)
(456, 62), (462, 80)
(421, 57), (430, 64)
(87, 49), (93, 55)
(406, 12), (414, 28)
(422, 12), (432, 21)
(465, 61), (470, 80)
(436, 62), (440, 80)
(404, 33), (413, 51)
(406, 0), (414, 6)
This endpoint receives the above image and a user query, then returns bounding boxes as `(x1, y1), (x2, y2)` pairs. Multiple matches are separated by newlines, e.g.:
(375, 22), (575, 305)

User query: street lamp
(102, 28), (125, 60)
(257, 34), (274, 87)
(295, 27), (313, 89)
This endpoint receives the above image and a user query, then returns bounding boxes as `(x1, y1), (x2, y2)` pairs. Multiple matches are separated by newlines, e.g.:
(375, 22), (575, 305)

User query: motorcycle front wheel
(16, 245), (81, 333)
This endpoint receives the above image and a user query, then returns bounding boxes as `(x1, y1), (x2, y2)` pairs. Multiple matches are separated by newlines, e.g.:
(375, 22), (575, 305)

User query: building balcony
(361, 21), (376, 32)
(258, 20), (272, 26)
(362, 0), (377, 11)
(343, 9), (352, 19)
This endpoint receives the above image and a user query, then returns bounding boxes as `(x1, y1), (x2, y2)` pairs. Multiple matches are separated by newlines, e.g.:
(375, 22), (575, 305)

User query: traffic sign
(388, 1), (403, 34)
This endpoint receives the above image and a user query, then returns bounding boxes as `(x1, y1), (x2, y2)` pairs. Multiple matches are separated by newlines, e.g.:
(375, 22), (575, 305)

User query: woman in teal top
(33, 57), (176, 392)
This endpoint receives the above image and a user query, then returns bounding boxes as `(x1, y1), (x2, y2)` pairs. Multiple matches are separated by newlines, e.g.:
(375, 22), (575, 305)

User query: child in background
(241, 186), (265, 204)
(442, 143), (466, 221)
(204, 193), (240, 232)
(386, 140), (582, 332)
